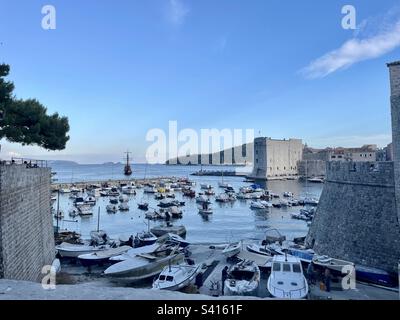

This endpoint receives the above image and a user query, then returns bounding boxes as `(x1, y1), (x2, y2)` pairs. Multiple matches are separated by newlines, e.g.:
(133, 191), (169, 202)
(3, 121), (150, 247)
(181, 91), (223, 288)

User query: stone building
(306, 61), (400, 274)
(249, 137), (303, 180)
(0, 164), (55, 282)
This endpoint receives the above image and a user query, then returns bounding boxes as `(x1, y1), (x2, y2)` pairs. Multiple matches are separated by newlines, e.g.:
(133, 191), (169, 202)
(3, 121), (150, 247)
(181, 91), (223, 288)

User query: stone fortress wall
(0, 165), (55, 281)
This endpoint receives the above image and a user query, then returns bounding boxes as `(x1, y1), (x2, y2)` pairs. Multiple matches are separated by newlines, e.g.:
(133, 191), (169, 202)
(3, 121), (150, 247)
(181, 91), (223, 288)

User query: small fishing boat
(84, 196), (96, 206)
(196, 195), (211, 204)
(250, 201), (269, 210)
(246, 243), (274, 257)
(168, 206), (183, 219)
(144, 186), (157, 194)
(110, 243), (160, 262)
(138, 202), (149, 211)
(216, 193), (230, 203)
(312, 255), (354, 274)
(159, 233), (190, 248)
(106, 204), (118, 213)
(122, 186), (136, 195)
(302, 197), (319, 206)
(198, 201), (213, 215)
(283, 192), (294, 198)
(224, 260), (260, 296)
(107, 188), (120, 197)
(118, 203), (130, 211)
(78, 246), (132, 267)
(205, 189), (215, 196)
(153, 264), (201, 291)
(155, 193), (165, 200)
(151, 223), (187, 238)
(104, 245), (184, 281)
(119, 195), (129, 203)
(136, 231), (158, 246)
(109, 197), (119, 205)
(59, 188), (71, 194)
(308, 177), (324, 183)
(78, 205), (93, 216)
(222, 242), (241, 258)
(200, 184), (212, 190)
(267, 255), (308, 299)
(158, 199), (175, 208)
(56, 242), (110, 258)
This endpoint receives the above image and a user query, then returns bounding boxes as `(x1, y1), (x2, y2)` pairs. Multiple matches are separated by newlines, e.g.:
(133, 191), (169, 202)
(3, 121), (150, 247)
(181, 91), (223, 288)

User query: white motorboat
(78, 205), (93, 216)
(118, 203), (130, 211)
(250, 201), (268, 210)
(267, 255), (308, 299)
(153, 264), (201, 291)
(196, 195), (211, 204)
(56, 242), (110, 258)
(119, 195), (129, 203)
(308, 177), (324, 183)
(159, 233), (191, 248)
(283, 192), (294, 198)
(224, 260), (260, 296)
(246, 243), (274, 256)
(78, 245), (132, 267)
(144, 186), (157, 194)
(84, 196), (96, 206)
(200, 184), (212, 190)
(122, 186), (136, 195)
(222, 242), (241, 258)
(216, 193), (230, 203)
(106, 204), (118, 213)
(59, 188), (71, 194)
(104, 245), (184, 281)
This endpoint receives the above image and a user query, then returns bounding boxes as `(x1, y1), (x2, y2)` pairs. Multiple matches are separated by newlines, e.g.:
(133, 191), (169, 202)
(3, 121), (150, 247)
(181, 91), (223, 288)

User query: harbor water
(52, 163), (323, 244)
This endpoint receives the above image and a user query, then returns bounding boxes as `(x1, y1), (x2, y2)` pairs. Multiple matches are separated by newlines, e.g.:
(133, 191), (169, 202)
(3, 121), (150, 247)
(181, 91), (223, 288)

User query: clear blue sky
(1, 0), (400, 163)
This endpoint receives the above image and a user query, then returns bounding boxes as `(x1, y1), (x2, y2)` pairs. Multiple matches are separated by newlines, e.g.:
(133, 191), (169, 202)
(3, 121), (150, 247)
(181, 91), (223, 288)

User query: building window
(332, 156), (336, 159)
(256, 159), (258, 163)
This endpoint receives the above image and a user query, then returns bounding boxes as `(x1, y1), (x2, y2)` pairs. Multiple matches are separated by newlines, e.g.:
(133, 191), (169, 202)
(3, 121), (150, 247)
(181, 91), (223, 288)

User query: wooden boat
(225, 260), (260, 296)
(78, 246), (132, 267)
(56, 242), (110, 258)
(267, 255), (308, 299)
(312, 255), (354, 274)
(151, 224), (187, 238)
(104, 245), (184, 281)
(222, 242), (241, 258)
(136, 231), (158, 246)
(153, 264), (201, 291)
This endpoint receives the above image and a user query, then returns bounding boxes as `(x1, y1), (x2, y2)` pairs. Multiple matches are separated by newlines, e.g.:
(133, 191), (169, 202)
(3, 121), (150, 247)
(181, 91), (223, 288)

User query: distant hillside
(166, 143), (253, 166)
(47, 160), (79, 166)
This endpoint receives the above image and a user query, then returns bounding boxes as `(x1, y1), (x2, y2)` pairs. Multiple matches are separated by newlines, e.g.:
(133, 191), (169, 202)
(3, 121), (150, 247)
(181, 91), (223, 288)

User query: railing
(0, 157), (48, 168)
(269, 284), (307, 299)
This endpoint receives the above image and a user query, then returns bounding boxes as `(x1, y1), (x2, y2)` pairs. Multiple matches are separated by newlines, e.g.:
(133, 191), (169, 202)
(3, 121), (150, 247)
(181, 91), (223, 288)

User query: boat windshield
(166, 276), (174, 282)
(273, 263), (281, 271)
(292, 264), (301, 273)
(283, 264), (291, 272)
(159, 275), (166, 280)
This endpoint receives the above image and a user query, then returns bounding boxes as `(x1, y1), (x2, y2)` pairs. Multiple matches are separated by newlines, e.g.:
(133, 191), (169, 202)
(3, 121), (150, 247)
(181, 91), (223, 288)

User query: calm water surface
(52, 163), (323, 244)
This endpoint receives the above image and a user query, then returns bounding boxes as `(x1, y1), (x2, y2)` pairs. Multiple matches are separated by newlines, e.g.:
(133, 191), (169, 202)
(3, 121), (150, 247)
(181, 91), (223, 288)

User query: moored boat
(78, 245), (132, 267)
(224, 260), (260, 296)
(152, 264), (201, 291)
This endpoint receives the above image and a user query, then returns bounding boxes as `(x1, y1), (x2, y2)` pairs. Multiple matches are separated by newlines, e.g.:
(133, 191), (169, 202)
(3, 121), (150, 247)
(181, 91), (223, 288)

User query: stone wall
(306, 161), (400, 273)
(298, 160), (326, 177)
(0, 165), (55, 282)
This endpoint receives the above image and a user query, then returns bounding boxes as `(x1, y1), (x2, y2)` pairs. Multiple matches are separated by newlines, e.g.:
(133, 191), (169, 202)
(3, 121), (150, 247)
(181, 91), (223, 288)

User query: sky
(1, 0), (400, 163)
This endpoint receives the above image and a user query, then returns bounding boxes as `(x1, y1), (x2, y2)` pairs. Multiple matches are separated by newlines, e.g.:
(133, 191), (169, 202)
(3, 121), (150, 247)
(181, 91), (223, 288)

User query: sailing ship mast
(124, 151), (132, 176)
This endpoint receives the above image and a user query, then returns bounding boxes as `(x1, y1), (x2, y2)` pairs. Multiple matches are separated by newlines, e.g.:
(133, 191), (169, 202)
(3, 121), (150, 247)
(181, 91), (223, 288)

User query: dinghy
(222, 242), (241, 258)
(78, 246), (132, 267)
(56, 242), (110, 258)
(312, 255), (354, 274)
(136, 231), (158, 246)
(267, 255), (308, 299)
(224, 260), (260, 296)
(152, 264), (201, 291)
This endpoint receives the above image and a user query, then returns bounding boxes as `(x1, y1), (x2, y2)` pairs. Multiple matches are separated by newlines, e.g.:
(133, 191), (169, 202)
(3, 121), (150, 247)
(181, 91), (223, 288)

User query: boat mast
(56, 189), (60, 235)
(97, 206), (101, 232)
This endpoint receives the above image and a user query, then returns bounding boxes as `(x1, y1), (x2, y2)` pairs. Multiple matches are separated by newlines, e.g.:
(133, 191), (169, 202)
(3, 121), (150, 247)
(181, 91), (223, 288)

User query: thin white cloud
(301, 10), (400, 79)
(166, 0), (189, 26)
